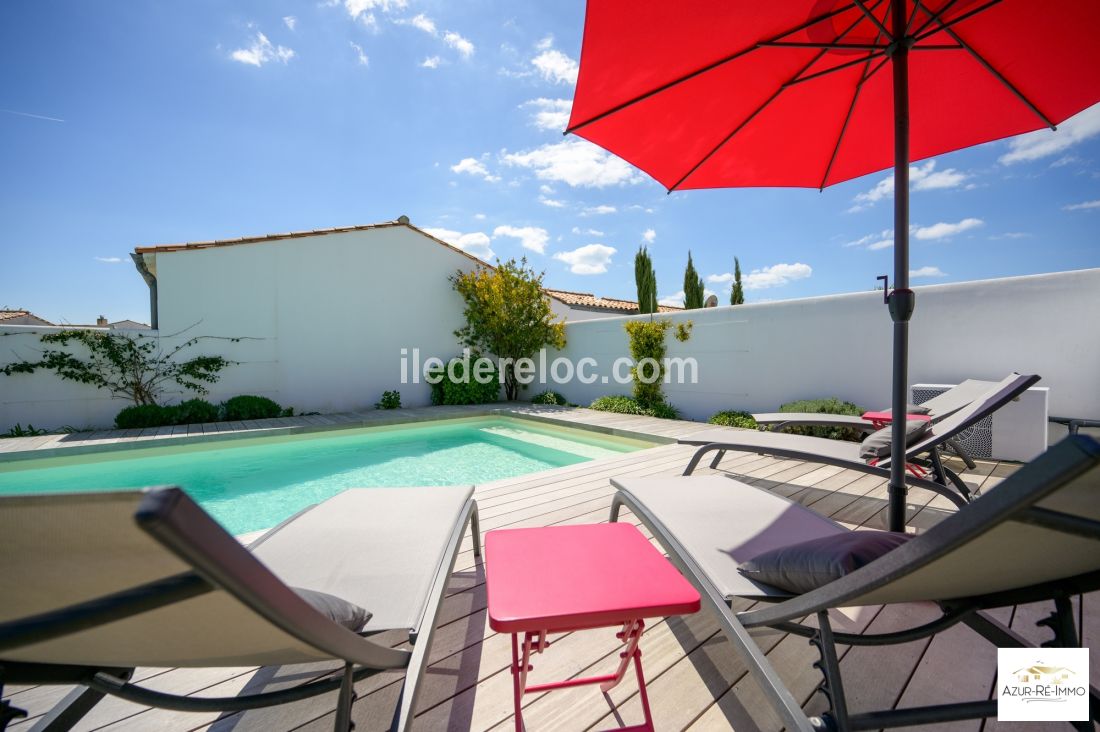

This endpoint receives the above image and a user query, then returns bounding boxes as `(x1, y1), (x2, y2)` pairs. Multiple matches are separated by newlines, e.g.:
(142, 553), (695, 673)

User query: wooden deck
(3, 405), (1094, 731)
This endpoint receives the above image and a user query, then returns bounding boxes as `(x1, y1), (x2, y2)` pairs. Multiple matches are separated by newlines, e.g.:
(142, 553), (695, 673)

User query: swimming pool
(0, 417), (652, 534)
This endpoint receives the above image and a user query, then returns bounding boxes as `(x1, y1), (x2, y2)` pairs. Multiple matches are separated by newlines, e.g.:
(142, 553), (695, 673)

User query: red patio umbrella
(566, 0), (1100, 530)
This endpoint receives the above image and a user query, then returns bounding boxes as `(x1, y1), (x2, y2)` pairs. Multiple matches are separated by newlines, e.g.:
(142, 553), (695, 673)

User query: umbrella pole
(887, 3), (915, 533)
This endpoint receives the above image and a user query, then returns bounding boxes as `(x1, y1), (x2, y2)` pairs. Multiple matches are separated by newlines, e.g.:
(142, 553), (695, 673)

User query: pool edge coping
(0, 405), (675, 464)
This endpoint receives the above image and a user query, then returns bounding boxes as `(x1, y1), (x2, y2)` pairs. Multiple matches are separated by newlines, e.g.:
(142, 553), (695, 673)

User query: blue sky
(2, 0), (1098, 324)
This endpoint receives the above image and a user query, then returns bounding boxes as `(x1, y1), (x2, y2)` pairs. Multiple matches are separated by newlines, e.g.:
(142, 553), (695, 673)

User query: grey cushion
(294, 587), (371, 632)
(738, 531), (912, 594)
(858, 419), (931, 459)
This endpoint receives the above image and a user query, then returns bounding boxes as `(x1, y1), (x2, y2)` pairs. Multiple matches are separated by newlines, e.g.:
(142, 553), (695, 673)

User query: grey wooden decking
(2, 405), (1093, 731)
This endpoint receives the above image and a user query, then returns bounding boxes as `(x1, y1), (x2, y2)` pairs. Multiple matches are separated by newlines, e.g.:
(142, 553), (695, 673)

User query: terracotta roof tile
(544, 289), (682, 313)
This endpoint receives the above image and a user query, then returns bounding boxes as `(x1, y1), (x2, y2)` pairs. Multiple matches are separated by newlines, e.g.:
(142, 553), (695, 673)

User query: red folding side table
(485, 523), (701, 731)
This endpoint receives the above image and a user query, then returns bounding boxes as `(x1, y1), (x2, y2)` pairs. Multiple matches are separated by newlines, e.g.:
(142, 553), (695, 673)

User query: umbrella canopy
(567, 0), (1100, 191)
(567, 0), (1100, 530)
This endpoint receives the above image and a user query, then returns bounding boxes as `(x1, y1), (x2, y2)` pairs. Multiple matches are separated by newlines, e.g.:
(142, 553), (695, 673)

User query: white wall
(0, 226), (484, 428)
(538, 269), (1100, 422)
(3, 264), (1097, 430)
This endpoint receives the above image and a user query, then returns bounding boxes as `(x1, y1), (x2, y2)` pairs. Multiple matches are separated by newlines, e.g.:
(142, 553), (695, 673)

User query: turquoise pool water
(0, 418), (650, 534)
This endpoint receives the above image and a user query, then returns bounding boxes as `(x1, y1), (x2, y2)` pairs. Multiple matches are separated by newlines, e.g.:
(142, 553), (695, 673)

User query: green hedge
(708, 410), (757, 429)
(589, 395), (678, 420)
(777, 397), (865, 441)
(531, 390), (568, 406)
(114, 395), (290, 429)
(429, 359), (500, 405)
(223, 395), (286, 421)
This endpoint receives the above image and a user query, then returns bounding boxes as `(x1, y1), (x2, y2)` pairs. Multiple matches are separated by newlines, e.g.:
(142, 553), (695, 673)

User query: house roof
(0, 310), (54, 325)
(545, 289), (682, 313)
(132, 218), (490, 269)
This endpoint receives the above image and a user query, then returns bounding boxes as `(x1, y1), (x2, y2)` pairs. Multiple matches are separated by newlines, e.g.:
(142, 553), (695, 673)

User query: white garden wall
(2, 263), (1097, 431)
(539, 268), (1100, 422)
(0, 225), (485, 430)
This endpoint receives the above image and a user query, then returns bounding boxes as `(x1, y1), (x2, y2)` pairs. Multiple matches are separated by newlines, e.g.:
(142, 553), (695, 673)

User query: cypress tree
(683, 251), (705, 309)
(635, 246), (658, 314)
(731, 256), (745, 305)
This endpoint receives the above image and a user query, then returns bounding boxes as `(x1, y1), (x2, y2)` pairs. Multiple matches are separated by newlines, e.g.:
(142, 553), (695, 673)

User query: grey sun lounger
(611, 434), (1100, 731)
(679, 373), (1040, 505)
(752, 377), (1002, 433)
(752, 377), (1005, 468)
(0, 485), (481, 732)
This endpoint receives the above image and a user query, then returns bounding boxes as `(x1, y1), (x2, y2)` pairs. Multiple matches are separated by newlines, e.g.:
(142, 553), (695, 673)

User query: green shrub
(115, 404), (174, 429)
(2, 423), (48, 438)
(428, 358), (500, 405)
(708, 410), (758, 429)
(222, 395), (284, 421)
(531, 390), (568, 406)
(777, 397), (865, 441)
(375, 390), (402, 409)
(589, 395), (678, 420)
(171, 398), (220, 425)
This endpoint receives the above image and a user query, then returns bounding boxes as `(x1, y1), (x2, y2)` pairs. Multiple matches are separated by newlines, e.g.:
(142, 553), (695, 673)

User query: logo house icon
(1014, 665), (1074, 685)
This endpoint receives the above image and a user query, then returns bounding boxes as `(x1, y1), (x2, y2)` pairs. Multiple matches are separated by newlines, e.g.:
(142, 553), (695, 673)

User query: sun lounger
(610, 434), (1100, 731)
(0, 485), (480, 732)
(680, 373), (1039, 504)
(752, 377), (1008, 469)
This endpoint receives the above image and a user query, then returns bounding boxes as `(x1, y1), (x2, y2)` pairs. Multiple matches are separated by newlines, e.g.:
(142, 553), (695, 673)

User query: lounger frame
(611, 435), (1100, 732)
(0, 488), (481, 732)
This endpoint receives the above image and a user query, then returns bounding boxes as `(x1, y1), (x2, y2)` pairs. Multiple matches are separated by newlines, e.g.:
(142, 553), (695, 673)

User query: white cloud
(493, 225), (550, 254)
(843, 230), (893, 250)
(1063, 199), (1100, 211)
(743, 263), (812, 290)
(451, 156), (500, 183)
(910, 266), (946, 278)
(95, 256), (125, 264)
(988, 231), (1031, 240)
(532, 48), (578, 85)
(344, 0), (405, 23)
(522, 98), (572, 132)
(1000, 103), (1100, 164)
(572, 227), (604, 236)
(423, 227), (494, 261)
(554, 244), (616, 274)
(658, 291), (685, 308)
(421, 56), (441, 69)
(283, 16), (297, 30)
(503, 140), (643, 188)
(443, 31), (475, 58)
(539, 196), (566, 208)
(230, 32), (295, 67)
(349, 42), (369, 66)
(642, 228), (656, 244)
(913, 217), (983, 240)
(705, 272), (732, 284)
(473, 213), (487, 220)
(406, 13), (436, 34)
(849, 160), (969, 211)
(583, 204), (616, 215)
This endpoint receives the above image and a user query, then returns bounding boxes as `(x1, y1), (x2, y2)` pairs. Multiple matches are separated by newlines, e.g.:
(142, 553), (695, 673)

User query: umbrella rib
(909, 0), (963, 38)
(667, 0), (887, 191)
(564, 2), (860, 135)
(785, 50), (886, 87)
(853, 0), (893, 38)
(912, 0), (1002, 42)
(759, 41), (888, 50)
(818, 25), (890, 190)
(915, 3), (1056, 129)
